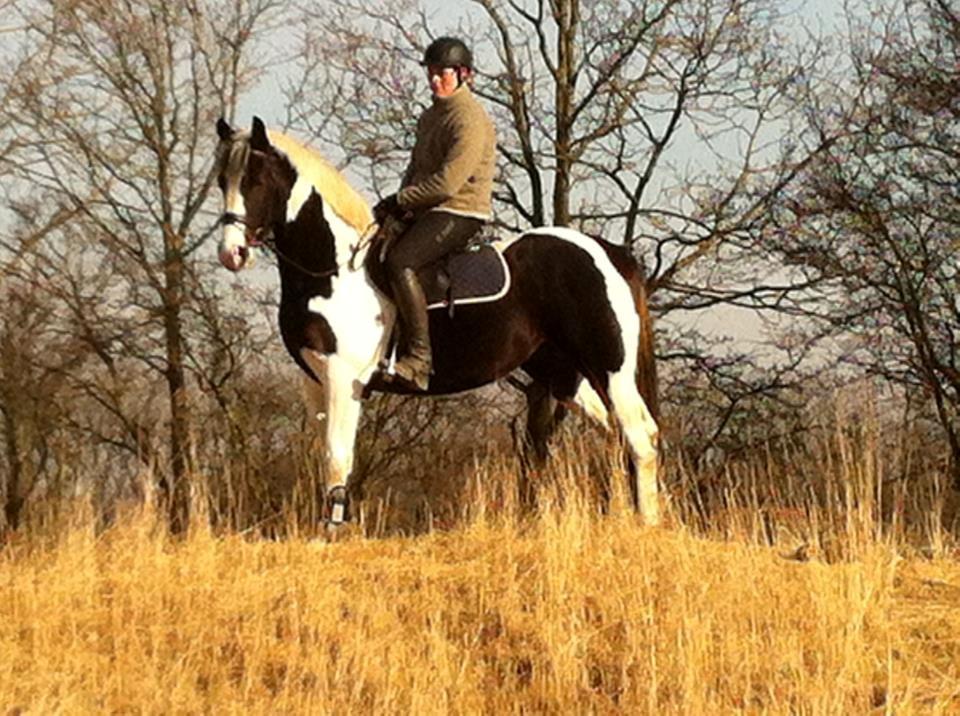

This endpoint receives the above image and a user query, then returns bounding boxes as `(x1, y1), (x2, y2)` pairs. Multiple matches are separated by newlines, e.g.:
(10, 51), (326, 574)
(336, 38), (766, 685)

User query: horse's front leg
(302, 349), (363, 530)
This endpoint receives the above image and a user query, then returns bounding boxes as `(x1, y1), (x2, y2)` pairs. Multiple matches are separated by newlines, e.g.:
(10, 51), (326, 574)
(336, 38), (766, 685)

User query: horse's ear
(216, 117), (233, 141)
(250, 117), (271, 151)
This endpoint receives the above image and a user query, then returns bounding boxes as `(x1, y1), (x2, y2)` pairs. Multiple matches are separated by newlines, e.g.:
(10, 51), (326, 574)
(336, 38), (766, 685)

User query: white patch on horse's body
(523, 227), (660, 525)
(302, 193), (394, 382)
(262, 132), (393, 382)
(520, 228), (640, 369)
(266, 130), (373, 233)
(286, 175), (314, 223)
(306, 274), (386, 383)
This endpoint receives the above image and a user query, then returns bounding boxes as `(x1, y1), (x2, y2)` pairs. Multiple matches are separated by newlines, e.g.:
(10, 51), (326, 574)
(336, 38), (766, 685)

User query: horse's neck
(287, 182), (370, 273)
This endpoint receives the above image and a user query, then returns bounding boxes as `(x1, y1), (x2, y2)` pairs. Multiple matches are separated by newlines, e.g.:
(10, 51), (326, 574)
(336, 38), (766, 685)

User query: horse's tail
(592, 238), (660, 423)
(627, 266), (659, 424)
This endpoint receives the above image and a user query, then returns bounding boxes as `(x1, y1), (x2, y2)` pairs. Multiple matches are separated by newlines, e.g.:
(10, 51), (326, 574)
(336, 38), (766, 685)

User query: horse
(214, 117), (661, 528)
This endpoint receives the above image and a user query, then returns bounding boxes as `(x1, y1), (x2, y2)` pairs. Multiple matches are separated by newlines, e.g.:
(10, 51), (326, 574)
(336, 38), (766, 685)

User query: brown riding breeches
(385, 211), (484, 275)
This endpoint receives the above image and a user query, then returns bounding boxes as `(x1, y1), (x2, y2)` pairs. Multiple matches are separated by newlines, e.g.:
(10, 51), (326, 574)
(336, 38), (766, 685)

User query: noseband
(220, 211), (269, 247)
(220, 210), (342, 279)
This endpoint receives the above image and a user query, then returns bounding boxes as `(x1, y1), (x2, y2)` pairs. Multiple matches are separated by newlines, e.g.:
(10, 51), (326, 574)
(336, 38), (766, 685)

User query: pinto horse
(215, 117), (661, 527)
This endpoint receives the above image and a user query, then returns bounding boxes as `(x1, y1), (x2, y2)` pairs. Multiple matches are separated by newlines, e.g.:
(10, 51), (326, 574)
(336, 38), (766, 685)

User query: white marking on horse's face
(218, 156), (250, 271)
(219, 224), (248, 271)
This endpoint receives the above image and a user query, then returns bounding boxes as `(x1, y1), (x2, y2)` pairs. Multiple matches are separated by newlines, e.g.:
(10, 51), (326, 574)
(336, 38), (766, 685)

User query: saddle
(369, 216), (511, 313)
(422, 240), (510, 310)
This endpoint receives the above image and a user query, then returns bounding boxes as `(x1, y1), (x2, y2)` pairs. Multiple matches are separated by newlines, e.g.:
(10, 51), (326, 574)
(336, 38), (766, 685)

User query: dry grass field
(2, 433), (960, 713)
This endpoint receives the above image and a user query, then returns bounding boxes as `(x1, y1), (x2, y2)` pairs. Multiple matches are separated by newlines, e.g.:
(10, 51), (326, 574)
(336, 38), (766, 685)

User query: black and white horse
(215, 117), (661, 527)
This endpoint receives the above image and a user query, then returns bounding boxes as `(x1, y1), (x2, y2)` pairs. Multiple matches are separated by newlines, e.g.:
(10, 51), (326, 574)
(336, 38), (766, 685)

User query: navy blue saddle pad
(419, 242), (511, 310)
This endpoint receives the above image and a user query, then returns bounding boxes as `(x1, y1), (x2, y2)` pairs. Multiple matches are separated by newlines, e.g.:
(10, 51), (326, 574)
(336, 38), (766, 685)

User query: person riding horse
(372, 37), (497, 391)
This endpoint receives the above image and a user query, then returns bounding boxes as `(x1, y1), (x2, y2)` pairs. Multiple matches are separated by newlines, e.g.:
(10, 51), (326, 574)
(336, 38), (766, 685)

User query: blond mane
(266, 130), (372, 232)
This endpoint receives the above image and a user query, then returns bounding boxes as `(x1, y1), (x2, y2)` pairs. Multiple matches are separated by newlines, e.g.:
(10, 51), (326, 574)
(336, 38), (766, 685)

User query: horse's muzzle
(219, 243), (248, 271)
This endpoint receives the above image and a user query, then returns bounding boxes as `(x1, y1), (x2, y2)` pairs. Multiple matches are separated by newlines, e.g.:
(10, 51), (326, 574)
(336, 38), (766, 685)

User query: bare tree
(279, 0), (847, 459)
(286, 0), (836, 296)
(0, 0), (279, 530)
(0, 276), (72, 530)
(767, 0), (960, 485)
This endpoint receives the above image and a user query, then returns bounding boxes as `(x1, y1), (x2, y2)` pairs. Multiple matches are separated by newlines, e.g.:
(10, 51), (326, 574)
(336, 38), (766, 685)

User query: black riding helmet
(420, 37), (473, 70)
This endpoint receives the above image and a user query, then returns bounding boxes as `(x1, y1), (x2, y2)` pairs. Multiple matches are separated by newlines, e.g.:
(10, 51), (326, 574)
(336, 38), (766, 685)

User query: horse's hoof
(325, 485), (351, 523)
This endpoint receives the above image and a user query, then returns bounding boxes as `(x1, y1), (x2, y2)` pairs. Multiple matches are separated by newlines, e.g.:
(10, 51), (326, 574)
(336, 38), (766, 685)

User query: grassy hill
(2, 487), (958, 713)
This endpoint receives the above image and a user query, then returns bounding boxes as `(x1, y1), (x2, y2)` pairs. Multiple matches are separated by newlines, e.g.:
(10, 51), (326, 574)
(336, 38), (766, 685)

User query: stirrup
(392, 354), (431, 391)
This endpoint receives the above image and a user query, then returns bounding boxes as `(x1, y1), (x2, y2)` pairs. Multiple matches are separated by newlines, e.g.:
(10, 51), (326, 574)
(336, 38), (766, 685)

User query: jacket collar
(432, 84), (472, 108)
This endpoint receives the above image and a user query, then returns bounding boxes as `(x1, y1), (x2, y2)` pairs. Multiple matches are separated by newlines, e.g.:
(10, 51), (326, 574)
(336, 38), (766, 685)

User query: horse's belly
(425, 301), (542, 393)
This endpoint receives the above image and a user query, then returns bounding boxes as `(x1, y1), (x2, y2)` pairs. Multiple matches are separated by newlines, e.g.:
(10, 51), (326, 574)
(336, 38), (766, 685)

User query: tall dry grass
(2, 406), (960, 712)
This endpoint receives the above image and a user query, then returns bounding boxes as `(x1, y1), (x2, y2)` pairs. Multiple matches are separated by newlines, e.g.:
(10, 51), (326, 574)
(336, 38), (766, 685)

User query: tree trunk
(1, 407), (24, 531)
(162, 226), (192, 534)
(553, 0), (579, 227)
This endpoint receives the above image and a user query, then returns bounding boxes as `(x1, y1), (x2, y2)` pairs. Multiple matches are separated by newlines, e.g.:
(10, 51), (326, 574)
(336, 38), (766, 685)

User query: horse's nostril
(218, 244), (247, 271)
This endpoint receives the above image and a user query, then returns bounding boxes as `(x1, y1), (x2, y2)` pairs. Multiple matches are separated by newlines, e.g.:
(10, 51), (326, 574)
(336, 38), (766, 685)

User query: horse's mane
(266, 130), (372, 233)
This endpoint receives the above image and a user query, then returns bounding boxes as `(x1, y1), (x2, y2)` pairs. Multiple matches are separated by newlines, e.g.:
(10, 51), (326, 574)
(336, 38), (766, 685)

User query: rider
(373, 37), (497, 391)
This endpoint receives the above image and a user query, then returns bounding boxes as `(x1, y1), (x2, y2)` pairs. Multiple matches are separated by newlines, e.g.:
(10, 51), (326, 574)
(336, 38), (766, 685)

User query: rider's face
(426, 65), (462, 98)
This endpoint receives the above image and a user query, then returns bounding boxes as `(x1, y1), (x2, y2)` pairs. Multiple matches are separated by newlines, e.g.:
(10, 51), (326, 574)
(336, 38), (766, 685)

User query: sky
(239, 0), (847, 129)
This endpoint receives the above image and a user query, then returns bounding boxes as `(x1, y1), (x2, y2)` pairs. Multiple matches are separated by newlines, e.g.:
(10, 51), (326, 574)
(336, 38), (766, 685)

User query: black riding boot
(390, 267), (432, 391)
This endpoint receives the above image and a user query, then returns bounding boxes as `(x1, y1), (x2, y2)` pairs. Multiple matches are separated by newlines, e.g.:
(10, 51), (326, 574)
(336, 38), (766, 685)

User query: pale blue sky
(240, 0), (846, 130)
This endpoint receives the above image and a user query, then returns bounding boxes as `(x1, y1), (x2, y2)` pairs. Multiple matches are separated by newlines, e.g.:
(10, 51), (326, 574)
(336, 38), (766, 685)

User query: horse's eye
(240, 171), (259, 193)
(239, 156), (259, 187)
(246, 153), (265, 176)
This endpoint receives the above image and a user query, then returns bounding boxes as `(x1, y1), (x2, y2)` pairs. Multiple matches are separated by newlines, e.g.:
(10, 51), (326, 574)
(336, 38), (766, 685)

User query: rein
(220, 211), (379, 279)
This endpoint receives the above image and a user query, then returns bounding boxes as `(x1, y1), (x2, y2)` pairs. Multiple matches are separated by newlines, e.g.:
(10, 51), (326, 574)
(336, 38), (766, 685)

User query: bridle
(218, 135), (381, 280)
(219, 209), (375, 280)
(220, 211), (265, 244)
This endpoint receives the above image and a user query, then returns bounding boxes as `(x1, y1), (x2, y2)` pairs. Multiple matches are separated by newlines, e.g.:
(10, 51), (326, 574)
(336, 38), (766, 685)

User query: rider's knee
(385, 244), (417, 276)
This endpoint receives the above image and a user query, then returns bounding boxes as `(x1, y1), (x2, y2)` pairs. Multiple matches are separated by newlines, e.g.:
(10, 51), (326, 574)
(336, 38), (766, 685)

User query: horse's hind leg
(571, 380), (642, 511)
(517, 346), (580, 509)
(566, 331), (658, 521)
(525, 380), (559, 464)
(517, 379), (564, 510)
(604, 370), (659, 525)
(543, 340), (658, 523)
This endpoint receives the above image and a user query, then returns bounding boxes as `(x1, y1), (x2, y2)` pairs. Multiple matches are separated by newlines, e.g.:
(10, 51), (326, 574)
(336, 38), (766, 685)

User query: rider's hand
(373, 193), (399, 223)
